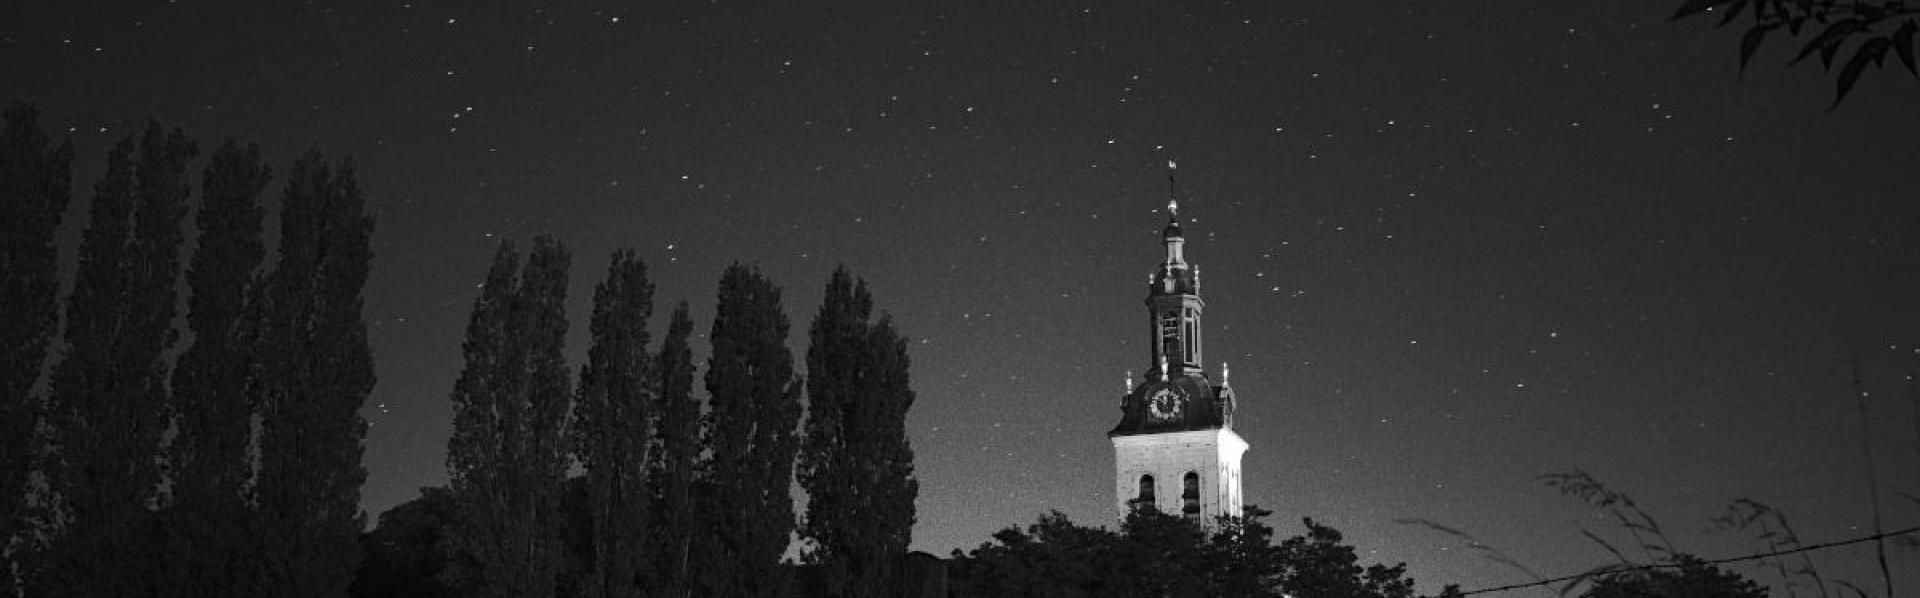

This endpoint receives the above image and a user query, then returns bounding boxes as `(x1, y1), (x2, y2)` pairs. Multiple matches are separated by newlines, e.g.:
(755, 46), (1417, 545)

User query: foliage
(351, 487), (459, 598)
(798, 266), (919, 598)
(0, 100), (71, 594)
(444, 237), (575, 598)
(1392, 518), (1542, 585)
(251, 149), (378, 598)
(1577, 555), (1769, 598)
(1709, 498), (1830, 598)
(691, 263), (804, 598)
(571, 250), (656, 598)
(1671, 0), (1920, 108)
(643, 301), (699, 596)
(948, 507), (1449, 598)
(162, 138), (270, 598)
(556, 476), (592, 598)
(1278, 518), (1418, 598)
(37, 122), (194, 597)
(1539, 470), (1678, 566)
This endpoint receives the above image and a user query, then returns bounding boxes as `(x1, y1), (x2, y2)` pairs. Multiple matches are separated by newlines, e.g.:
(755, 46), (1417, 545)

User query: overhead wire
(1456, 524), (1920, 596)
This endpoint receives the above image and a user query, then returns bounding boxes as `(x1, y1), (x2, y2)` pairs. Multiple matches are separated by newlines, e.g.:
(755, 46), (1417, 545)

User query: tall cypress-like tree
(445, 236), (574, 598)
(692, 264), (803, 598)
(799, 266), (919, 598)
(0, 101), (72, 591)
(38, 122), (194, 597)
(644, 301), (697, 597)
(444, 242), (519, 591)
(572, 250), (655, 598)
(251, 150), (377, 598)
(163, 139), (270, 598)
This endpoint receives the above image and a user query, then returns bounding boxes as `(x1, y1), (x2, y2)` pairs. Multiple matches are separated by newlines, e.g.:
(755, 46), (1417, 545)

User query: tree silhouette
(444, 237), (574, 598)
(572, 250), (655, 598)
(162, 138), (270, 598)
(1277, 518), (1418, 598)
(351, 487), (459, 598)
(644, 301), (699, 597)
(1578, 555), (1769, 598)
(1672, 0), (1919, 109)
(0, 101), (71, 595)
(692, 264), (803, 598)
(38, 122), (194, 597)
(250, 150), (377, 598)
(949, 508), (1448, 598)
(799, 266), (919, 598)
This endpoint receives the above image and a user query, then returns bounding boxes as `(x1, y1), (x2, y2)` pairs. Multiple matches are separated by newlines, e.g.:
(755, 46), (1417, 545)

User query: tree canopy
(948, 507), (1456, 598)
(1578, 555), (1769, 598)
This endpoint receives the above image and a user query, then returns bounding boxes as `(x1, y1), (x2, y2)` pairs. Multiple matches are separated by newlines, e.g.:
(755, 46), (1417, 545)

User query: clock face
(1147, 388), (1182, 421)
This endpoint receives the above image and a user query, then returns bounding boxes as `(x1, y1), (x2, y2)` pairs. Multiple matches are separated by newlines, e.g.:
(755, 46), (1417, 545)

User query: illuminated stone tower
(1108, 191), (1246, 524)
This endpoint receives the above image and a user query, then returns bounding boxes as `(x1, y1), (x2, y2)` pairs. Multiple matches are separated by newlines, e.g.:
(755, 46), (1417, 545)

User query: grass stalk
(1847, 346), (1894, 598)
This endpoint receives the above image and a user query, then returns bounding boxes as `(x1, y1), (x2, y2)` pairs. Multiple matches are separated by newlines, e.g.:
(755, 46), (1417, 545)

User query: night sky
(7, 0), (1919, 593)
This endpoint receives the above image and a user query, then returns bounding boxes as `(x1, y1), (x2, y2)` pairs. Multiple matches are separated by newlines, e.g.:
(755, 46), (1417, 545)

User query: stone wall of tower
(1111, 428), (1247, 522)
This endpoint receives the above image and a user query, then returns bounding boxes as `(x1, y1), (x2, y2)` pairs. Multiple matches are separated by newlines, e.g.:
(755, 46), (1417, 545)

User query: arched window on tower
(1131, 474), (1157, 512)
(1160, 310), (1180, 365)
(1182, 472), (1201, 522)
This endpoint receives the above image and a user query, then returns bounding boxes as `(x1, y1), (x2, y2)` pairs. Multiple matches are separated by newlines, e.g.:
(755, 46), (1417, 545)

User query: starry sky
(6, 0), (1919, 594)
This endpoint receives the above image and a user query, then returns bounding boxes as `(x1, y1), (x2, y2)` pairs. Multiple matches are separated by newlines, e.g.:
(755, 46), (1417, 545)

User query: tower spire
(1160, 160), (1187, 268)
(1167, 159), (1179, 211)
(1165, 159), (1181, 241)
(1146, 163), (1202, 377)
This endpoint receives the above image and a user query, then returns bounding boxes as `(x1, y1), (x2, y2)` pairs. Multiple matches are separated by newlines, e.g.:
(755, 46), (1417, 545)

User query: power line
(1457, 524), (1920, 596)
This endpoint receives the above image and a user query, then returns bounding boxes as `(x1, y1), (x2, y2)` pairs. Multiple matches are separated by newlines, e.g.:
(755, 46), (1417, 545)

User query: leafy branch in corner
(1671, 0), (1920, 109)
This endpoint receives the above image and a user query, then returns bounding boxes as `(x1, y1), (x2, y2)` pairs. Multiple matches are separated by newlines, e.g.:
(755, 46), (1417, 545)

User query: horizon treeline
(425, 241), (918, 598)
(0, 101), (374, 597)
(0, 102), (921, 598)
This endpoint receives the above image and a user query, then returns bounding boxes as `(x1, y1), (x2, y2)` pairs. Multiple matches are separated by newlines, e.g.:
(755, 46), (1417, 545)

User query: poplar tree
(799, 266), (919, 598)
(644, 301), (698, 597)
(572, 250), (655, 598)
(164, 139), (270, 597)
(39, 123), (194, 597)
(692, 264), (802, 598)
(251, 150), (377, 598)
(445, 236), (574, 598)
(0, 101), (72, 590)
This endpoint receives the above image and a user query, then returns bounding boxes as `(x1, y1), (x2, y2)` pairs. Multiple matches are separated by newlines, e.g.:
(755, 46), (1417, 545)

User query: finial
(1167, 159), (1179, 217)
(1125, 370), (1134, 391)
(1221, 362), (1230, 384)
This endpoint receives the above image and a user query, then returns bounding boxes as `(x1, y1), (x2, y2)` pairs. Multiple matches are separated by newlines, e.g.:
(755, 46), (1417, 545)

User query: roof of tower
(1108, 375), (1234, 436)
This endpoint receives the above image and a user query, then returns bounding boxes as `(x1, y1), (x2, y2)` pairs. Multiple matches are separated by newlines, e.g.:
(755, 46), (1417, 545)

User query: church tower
(1109, 192), (1247, 524)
